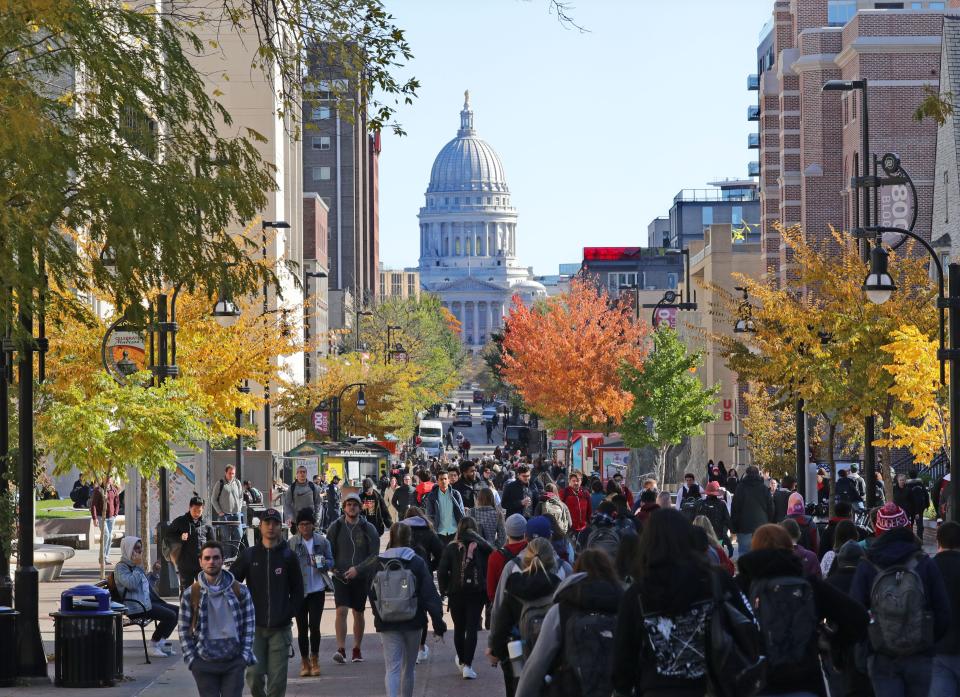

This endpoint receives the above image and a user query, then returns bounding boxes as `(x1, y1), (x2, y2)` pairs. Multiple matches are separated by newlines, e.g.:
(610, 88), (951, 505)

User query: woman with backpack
(486, 538), (564, 697)
(369, 523), (446, 697)
(515, 550), (623, 697)
(400, 506), (444, 664)
(736, 524), (868, 697)
(785, 492), (819, 556)
(819, 519), (858, 578)
(692, 514), (734, 575)
(612, 508), (748, 697)
(438, 517), (493, 680)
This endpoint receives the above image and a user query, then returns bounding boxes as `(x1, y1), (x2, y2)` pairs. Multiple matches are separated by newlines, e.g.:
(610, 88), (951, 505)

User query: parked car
(453, 410), (473, 427)
(482, 406), (497, 423)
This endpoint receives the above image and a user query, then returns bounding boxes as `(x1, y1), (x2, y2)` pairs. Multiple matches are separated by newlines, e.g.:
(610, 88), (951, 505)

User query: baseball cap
(261, 508), (282, 523)
(526, 515), (553, 540)
(343, 493), (362, 505)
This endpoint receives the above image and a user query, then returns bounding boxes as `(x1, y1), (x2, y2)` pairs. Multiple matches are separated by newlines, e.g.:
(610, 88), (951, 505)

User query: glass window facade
(828, 0), (856, 25)
(702, 207), (714, 226)
(732, 206), (743, 225)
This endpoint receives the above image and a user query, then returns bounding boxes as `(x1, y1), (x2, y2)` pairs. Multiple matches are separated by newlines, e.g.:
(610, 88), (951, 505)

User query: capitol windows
(475, 197), (481, 204)
(466, 237), (473, 255)
(455, 238), (461, 255)
(445, 198), (449, 205)
(476, 235), (483, 255)
(486, 197), (492, 205)
(495, 197), (500, 205)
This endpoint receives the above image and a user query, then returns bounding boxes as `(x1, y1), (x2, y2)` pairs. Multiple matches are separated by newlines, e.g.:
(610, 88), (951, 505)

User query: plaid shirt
(178, 572), (256, 668)
(466, 505), (506, 548)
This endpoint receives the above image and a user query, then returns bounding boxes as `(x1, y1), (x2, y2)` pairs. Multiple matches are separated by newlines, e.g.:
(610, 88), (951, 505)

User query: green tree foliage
(620, 327), (719, 485)
(43, 372), (208, 572)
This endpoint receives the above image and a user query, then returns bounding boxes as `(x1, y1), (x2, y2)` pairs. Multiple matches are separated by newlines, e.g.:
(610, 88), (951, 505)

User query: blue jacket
(850, 526), (950, 648)
(424, 485), (464, 531)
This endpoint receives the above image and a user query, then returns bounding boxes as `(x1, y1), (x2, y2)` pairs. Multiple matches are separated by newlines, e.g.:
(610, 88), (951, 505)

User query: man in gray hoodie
(212, 465), (245, 549)
(283, 465), (323, 528)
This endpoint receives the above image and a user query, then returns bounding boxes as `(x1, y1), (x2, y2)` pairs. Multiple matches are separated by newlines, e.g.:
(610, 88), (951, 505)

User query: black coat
(934, 549), (960, 654)
(390, 485), (417, 517)
(736, 549), (868, 697)
(165, 512), (214, 580)
(501, 478), (538, 519)
(730, 473), (773, 534)
(437, 530), (492, 597)
(613, 560), (744, 697)
(452, 477), (486, 510)
(231, 542), (303, 629)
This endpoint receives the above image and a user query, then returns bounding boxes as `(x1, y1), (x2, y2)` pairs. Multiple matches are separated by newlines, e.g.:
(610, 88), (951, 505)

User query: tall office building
(303, 61), (380, 311)
(751, 1), (949, 283)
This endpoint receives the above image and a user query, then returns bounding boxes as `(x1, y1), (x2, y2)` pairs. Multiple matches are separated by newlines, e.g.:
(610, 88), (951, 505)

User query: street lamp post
(355, 308), (373, 351)
(260, 220), (290, 453)
(386, 325), (402, 364)
(858, 223), (959, 520)
(330, 382), (367, 441)
(823, 78), (880, 508)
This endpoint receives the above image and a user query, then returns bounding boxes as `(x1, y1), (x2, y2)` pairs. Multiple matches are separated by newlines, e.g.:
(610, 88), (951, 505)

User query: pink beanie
(787, 492), (805, 516)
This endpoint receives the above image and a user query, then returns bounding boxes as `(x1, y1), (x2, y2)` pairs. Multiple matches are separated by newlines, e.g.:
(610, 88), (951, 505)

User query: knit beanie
(875, 502), (909, 534)
(787, 492), (805, 516)
(525, 515), (553, 540)
(505, 513), (527, 539)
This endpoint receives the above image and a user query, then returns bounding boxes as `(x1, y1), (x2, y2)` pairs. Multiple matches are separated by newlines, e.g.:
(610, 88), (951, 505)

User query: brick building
(752, 1), (951, 284)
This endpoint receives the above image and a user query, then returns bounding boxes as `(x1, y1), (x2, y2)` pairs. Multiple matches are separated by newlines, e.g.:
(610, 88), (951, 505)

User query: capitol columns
(486, 303), (493, 340)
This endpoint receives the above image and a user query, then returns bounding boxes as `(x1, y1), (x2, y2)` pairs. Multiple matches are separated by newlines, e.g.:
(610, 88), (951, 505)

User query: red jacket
(90, 485), (120, 523)
(561, 486), (592, 531)
(415, 481), (434, 504)
(622, 485), (635, 511)
(485, 540), (527, 601)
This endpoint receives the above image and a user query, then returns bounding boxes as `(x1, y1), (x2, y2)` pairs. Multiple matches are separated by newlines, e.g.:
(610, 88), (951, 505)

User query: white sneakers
(416, 645), (430, 664)
(455, 655), (463, 669)
(462, 665), (477, 680)
(150, 641), (168, 658)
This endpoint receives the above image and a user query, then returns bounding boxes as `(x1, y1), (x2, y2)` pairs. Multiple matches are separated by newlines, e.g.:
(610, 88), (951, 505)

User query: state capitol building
(417, 92), (545, 351)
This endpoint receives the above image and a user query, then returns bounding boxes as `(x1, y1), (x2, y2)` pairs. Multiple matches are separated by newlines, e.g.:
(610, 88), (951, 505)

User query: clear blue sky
(378, 0), (773, 274)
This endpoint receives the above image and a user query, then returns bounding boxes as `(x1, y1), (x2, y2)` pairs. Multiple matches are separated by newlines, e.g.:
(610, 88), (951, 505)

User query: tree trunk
(139, 478), (150, 571)
(827, 422), (837, 518)
(657, 445), (669, 491)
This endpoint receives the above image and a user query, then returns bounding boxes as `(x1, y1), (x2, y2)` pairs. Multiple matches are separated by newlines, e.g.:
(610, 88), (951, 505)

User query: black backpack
(749, 575), (819, 678)
(458, 541), (485, 593)
(835, 477), (860, 504)
(707, 573), (766, 697)
(549, 604), (617, 697)
(680, 496), (702, 521)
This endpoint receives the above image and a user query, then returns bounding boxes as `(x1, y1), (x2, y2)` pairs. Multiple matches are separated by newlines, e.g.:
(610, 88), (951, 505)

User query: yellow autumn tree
(741, 383), (797, 480)
(874, 324), (948, 466)
(710, 225), (937, 500)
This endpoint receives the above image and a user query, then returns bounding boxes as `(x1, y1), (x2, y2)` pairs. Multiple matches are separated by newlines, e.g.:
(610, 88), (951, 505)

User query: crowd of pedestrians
(105, 432), (960, 697)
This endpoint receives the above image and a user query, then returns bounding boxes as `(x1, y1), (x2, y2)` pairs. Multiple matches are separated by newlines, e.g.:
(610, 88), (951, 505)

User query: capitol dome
(427, 91), (509, 194)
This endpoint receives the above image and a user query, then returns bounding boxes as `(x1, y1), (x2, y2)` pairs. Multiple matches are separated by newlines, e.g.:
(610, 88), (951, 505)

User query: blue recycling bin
(51, 585), (119, 687)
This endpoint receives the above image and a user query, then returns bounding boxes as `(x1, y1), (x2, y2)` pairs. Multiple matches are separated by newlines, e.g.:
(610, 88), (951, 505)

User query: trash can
(51, 585), (118, 687)
(75, 597), (125, 681)
(0, 606), (18, 686)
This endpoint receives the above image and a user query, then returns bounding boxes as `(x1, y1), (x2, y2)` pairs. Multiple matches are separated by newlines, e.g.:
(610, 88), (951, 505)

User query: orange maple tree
(500, 278), (649, 432)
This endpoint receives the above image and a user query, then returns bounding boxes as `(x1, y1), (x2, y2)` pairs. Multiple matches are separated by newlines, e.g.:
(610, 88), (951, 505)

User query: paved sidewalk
(0, 546), (500, 697)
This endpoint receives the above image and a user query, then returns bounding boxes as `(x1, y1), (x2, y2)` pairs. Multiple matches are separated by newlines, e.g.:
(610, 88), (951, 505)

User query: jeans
(100, 517), (116, 562)
(736, 532), (753, 557)
(449, 592), (484, 667)
(135, 595), (178, 642)
(218, 513), (243, 548)
(190, 655), (247, 697)
(868, 653), (932, 697)
(932, 654), (960, 697)
(380, 630), (421, 697)
(246, 625), (292, 697)
(295, 591), (325, 657)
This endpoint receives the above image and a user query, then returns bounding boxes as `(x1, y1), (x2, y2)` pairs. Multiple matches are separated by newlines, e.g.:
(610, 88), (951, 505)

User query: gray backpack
(371, 558), (418, 623)
(868, 555), (934, 656)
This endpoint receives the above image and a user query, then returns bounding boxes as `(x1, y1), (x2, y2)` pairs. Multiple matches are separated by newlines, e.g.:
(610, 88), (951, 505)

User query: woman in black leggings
(288, 508), (333, 677)
(438, 517), (492, 679)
